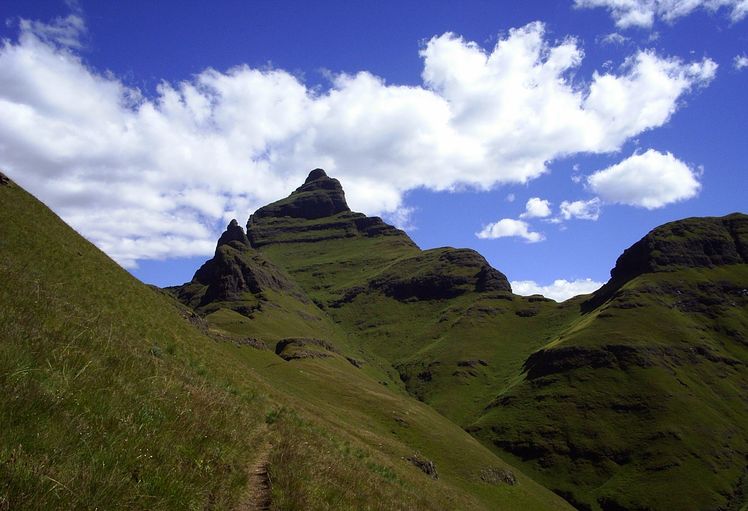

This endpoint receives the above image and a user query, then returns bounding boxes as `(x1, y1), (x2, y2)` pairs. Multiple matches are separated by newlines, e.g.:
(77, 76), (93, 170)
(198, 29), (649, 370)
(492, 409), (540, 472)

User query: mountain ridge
(185, 168), (747, 511)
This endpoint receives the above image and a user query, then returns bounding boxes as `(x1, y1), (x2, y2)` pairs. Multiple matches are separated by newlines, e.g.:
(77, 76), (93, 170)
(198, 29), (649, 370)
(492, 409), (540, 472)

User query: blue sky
(1, 0), (746, 300)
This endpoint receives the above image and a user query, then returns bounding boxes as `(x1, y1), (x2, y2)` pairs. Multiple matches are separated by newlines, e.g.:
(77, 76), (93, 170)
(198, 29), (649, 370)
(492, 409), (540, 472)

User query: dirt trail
(235, 439), (273, 511)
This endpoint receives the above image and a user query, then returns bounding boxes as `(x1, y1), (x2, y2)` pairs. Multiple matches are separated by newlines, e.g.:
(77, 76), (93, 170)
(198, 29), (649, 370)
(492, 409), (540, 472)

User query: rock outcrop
(216, 219), (250, 247)
(584, 213), (748, 310)
(369, 248), (511, 301)
(170, 220), (306, 310)
(251, 168), (351, 221)
(246, 169), (415, 249)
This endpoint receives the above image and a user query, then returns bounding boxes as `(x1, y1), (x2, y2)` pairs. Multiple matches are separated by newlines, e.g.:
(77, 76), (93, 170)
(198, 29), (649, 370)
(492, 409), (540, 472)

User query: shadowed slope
(472, 214), (748, 511)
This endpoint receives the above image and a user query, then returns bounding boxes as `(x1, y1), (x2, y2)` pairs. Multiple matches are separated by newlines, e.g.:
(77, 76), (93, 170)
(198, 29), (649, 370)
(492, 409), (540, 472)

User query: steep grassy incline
(472, 215), (748, 511)
(1, 173), (572, 510)
(0, 175), (271, 509)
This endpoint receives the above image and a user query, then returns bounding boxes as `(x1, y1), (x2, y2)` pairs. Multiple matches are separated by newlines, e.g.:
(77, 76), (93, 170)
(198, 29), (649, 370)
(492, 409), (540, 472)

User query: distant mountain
(474, 214), (748, 510)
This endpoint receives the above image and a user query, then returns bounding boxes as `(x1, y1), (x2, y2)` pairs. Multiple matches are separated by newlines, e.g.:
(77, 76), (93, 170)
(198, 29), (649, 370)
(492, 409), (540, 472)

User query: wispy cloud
(476, 218), (544, 243)
(576, 0), (748, 29)
(559, 198), (602, 221)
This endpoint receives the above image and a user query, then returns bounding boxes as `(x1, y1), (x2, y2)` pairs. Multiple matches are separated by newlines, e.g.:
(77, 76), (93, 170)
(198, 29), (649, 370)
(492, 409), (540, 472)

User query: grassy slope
(0, 180), (269, 509)
(473, 265), (748, 511)
(252, 218), (578, 427)
(252, 209), (748, 511)
(0, 179), (571, 510)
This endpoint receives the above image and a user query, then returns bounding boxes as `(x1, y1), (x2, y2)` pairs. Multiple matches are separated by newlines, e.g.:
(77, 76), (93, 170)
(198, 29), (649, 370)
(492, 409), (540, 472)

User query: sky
(0, 0), (746, 301)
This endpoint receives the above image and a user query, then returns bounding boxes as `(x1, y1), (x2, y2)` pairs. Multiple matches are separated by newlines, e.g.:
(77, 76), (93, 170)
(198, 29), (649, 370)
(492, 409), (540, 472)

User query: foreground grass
(0, 181), (274, 509)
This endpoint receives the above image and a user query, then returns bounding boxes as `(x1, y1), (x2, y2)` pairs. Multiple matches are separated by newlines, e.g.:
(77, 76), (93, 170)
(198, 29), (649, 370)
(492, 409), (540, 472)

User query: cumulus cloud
(476, 219), (544, 242)
(0, 15), (717, 266)
(735, 54), (748, 69)
(559, 198), (602, 220)
(587, 149), (701, 208)
(575, 0), (748, 28)
(520, 197), (552, 218)
(511, 278), (604, 302)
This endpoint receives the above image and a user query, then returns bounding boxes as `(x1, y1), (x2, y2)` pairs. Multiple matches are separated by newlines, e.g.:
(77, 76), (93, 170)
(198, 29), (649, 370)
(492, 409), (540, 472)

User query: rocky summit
(170, 219), (307, 312)
(251, 168), (351, 221)
(246, 169), (411, 249)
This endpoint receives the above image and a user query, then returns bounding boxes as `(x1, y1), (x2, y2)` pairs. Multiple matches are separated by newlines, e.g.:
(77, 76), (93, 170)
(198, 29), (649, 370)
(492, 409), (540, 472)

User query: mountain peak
(583, 212), (748, 310)
(305, 168), (328, 183)
(249, 168), (351, 222)
(216, 219), (250, 249)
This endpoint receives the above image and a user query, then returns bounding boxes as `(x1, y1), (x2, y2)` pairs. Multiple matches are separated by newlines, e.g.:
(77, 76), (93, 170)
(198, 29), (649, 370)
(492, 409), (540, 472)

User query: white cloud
(511, 278), (605, 302)
(587, 149), (701, 209)
(18, 14), (86, 49)
(735, 54), (748, 69)
(559, 198), (602, 220)
(575, 0), (748, 28)
(476, 219), (544, 242)
(520, 197), (552, 218)
(600, 32), (629, 44)
(382, 206), (416, 231)
(0, 16), (717, 266)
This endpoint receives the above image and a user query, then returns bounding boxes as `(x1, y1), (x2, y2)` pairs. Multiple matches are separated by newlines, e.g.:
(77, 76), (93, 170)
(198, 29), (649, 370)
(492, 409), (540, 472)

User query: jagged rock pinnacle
(216, 219), (250, 248)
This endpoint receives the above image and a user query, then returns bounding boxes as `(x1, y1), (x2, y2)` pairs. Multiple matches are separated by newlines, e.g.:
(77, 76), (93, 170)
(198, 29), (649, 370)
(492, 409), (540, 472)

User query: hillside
(0, 171), (570, 510)
(189, 169), (747, 511)
(473, 214), (748, 510)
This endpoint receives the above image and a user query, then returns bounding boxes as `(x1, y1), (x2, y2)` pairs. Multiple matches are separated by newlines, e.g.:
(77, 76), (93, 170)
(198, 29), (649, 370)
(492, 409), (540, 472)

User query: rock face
(250, 168), (350, 221)
(612, 213), (747, 279)
(369, 248), (511, 301)
(171, 220), (305, 309)
(407, 454), (439, 480)
(585, 213), (748, 310)
(216, 219), (250, 247)
(246, 169), (415, 249)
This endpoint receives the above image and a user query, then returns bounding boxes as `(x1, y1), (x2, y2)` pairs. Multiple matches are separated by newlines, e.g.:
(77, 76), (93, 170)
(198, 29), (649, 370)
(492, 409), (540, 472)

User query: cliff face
(584, 213), (748, 310)
(170, 219), (307, 312)
(611, 213), (747, 279)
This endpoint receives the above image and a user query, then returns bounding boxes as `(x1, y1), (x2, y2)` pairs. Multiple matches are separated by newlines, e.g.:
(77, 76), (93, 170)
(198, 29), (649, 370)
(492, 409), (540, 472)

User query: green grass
(0, 181), (271, 509)
(472, 265), (748, 510)
(245, 197), (748, 511)
(0, 177), (572, 509)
